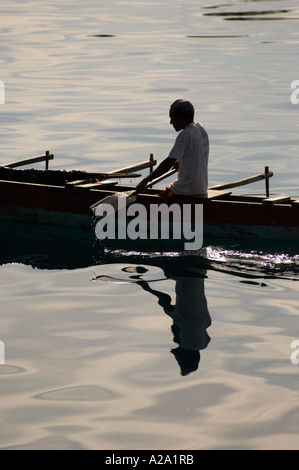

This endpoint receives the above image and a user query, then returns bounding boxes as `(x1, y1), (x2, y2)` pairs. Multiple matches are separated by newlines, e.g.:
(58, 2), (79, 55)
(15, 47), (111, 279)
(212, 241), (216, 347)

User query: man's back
(169, 121), (209, 196)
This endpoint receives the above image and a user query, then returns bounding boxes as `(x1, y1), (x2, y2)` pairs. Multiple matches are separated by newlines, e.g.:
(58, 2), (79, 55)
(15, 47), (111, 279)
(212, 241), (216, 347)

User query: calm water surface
(1, 0), (299, 450)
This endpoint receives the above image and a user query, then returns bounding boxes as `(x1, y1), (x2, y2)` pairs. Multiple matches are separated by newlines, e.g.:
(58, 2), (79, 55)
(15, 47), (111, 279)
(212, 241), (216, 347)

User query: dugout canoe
(0, 152), (299, 244)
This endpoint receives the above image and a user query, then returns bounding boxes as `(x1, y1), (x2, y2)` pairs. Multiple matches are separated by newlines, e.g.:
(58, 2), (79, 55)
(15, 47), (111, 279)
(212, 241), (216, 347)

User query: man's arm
(135, 157), (177, 193)
(136, 280), (174, 311)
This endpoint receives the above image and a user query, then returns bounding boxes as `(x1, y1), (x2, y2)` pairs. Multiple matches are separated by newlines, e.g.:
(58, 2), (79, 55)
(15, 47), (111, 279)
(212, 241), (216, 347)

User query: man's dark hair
(170, 99), (194, 119)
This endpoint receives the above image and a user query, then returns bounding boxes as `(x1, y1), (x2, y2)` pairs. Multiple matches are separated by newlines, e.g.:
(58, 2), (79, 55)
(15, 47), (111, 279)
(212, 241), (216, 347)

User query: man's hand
(172, 160), (179, 171)
(135, 157), (177, 193)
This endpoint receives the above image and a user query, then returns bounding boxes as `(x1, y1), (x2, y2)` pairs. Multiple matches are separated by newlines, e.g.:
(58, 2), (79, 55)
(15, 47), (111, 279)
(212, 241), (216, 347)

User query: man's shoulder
(193, 121), (206, 130)
(184, 121), (205, 132)
(177, 123), (196, 137)
(193, 121), (209, 139)
(175, 122), (208, 144)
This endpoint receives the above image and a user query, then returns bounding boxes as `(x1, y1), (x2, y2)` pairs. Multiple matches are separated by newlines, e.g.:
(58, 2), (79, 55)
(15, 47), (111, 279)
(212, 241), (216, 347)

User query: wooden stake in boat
(149, 153), (154, 174)
(265, 166), (270, 197)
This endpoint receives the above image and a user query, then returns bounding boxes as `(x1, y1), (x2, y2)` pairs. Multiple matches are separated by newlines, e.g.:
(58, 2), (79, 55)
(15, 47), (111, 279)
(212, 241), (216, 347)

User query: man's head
(171, 346), (200, 376)
(169, 99), (194, 131)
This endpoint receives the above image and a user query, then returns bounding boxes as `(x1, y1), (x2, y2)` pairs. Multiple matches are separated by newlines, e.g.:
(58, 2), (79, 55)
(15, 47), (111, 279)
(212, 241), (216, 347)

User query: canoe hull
(1, 178), (299, 246)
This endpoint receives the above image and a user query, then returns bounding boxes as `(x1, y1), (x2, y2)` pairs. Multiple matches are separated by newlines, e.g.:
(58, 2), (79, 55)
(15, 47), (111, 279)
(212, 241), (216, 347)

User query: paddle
(91, 166), (273, 213)
(91, 168), (177, 212)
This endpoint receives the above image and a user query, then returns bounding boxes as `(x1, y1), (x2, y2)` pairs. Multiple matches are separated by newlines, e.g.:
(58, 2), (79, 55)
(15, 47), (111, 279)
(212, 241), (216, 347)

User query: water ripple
(34, 385), (118, 402)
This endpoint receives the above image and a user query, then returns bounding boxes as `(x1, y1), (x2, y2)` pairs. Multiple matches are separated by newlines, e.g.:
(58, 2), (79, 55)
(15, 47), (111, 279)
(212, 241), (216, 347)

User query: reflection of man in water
(137, 270), (211, 376)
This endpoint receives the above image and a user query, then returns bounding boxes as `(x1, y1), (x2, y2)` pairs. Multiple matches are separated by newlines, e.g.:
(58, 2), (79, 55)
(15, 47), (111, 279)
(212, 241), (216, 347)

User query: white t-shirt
(168, 121), (209, 196)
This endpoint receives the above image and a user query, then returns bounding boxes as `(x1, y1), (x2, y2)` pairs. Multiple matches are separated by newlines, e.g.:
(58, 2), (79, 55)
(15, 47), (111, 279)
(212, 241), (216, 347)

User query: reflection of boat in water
(2, 219), (299, 375)
(136, 271), (211, 376)
(0, 220), (98, 270)
(1, 219), (299, 278)
(92, 262), (212, 376)
(0, 220), (213, 375)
